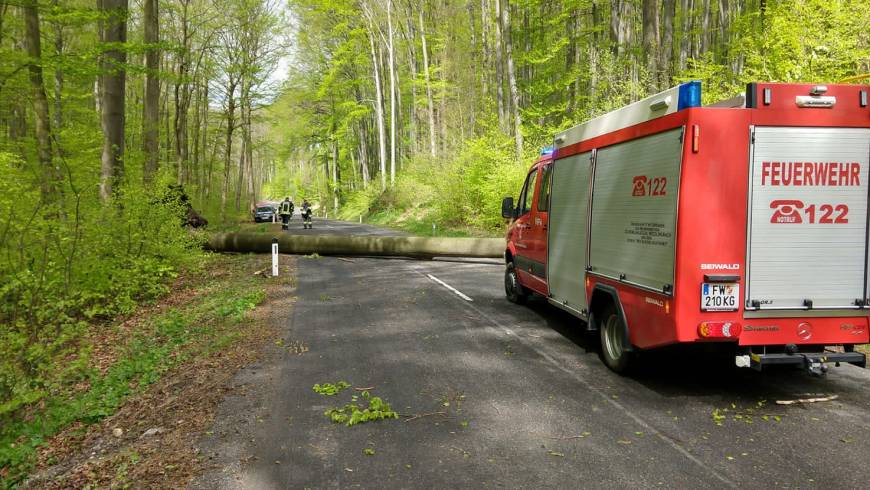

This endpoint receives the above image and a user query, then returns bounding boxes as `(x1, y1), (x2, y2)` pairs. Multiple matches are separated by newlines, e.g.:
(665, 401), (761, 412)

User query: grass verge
(0, 254), (285, 487)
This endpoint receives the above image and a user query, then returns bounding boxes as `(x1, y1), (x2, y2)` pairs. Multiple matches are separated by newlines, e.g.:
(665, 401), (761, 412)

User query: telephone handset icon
(770, 199), (804, 224)
(632, 176), (648, 197)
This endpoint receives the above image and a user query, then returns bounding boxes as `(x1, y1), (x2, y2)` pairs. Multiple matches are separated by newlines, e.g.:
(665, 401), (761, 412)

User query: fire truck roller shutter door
(589, 128), (684, 292)
(746, 127), (870, 311)
(547, 151), (594, 313)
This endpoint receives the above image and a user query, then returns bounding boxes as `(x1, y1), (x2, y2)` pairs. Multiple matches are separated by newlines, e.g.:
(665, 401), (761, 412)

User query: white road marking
(411, 265), (736, 488)
(426, 274), (473, 302)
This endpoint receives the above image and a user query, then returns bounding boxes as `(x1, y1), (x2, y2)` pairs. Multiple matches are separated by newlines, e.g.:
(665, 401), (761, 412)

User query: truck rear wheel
(599, 306), (632, 374)
(504, 262), (529, 304)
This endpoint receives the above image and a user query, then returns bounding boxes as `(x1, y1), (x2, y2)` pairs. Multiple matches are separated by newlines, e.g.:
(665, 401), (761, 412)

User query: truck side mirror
(501, 197), (515, 219)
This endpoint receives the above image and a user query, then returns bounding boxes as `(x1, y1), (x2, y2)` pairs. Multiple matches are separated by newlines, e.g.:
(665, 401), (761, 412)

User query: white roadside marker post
(271, 237), (279, 277)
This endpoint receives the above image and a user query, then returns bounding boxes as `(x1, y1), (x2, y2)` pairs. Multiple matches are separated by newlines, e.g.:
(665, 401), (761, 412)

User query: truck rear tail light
(698, 321), (742, 339)
(692, 124), (700, 153)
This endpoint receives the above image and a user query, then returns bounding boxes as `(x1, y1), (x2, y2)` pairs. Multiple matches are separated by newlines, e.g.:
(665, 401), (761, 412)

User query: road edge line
(426, 274), (473, 302)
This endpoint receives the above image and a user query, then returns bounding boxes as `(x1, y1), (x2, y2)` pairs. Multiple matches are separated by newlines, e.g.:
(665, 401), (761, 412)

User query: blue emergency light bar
(554, 81), (703, 148)
(677, 81), (702, 110)
(540, 146), (554, 156)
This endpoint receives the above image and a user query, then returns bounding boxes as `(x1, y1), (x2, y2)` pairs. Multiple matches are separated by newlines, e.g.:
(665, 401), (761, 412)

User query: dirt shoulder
(20, 254), (296, 489)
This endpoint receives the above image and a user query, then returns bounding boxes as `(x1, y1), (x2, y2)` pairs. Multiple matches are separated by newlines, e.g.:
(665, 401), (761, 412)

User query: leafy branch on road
(323, 391), (399, 427)
(312, 381), (350, 396)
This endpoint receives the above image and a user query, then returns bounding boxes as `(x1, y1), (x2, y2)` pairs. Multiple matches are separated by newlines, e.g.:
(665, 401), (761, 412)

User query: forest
(1, 0), (868, 482)
(273, 0), (870, 232)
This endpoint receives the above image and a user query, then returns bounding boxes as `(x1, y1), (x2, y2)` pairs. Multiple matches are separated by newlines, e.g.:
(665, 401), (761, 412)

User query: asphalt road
(193, 219), (870, 489)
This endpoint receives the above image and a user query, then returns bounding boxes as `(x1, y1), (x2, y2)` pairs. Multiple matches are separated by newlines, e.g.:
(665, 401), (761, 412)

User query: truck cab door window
(516, 177), (529, 217)
(537, 164), (552, 212)
(521, 169), (539, 215)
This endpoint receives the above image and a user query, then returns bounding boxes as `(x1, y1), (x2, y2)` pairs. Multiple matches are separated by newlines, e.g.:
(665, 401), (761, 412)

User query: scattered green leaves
(312, 381), (351, 396)
(712, 400), (784, 426)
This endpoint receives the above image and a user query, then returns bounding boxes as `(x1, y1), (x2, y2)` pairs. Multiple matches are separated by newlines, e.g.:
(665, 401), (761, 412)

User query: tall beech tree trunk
(587, 1), (601, 102)
(610, 0), (624, 55)
(174, 0), (191, 186)
(367, 26), (387, 190)
(479, 0), (489, 99)
(236, 136), (246, 210)
(403, 17), (418, 156)
(51, 0), (63, 134)
(386, 0), (397, 186)
(493, 0), (505, 130)
(359, 127), (370, 188)
(679, 0), (690, 71)
(500, 0), (522, 156)
(221, 78), (237, 219)
(331, 133), (339, 212)
(191, 83), (202, 192)
(701, 0), (711, 56)
(143, 0), (159, 184)
(661, 0), (676, 86)
(235, 81), (248, 211)
(99, 0), (128, 202)
(642, 0), (659, 89)
(245, 103), (255, 211)
(161, 70), (171, 165)
(199, 82), (209, 199)
(22, 1), (57, 202)
(419, 9), (436, 158)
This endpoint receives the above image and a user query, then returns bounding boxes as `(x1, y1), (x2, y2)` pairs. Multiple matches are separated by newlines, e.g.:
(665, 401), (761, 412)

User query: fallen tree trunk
(206, 233), (504, 259)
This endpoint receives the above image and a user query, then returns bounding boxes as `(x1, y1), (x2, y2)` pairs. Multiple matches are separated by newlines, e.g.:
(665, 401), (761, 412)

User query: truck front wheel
(599, 306), (632, 374)
(504, 262), (529, 304)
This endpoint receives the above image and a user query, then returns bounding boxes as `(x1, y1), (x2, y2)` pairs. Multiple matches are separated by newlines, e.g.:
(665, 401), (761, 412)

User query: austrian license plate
(701, 283), (739, 311)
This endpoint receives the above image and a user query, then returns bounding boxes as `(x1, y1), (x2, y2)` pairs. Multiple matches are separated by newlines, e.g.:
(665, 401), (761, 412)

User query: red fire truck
(502, 81), (869, 375)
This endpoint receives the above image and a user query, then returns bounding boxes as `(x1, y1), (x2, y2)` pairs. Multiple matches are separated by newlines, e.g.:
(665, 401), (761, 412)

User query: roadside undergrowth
(0, 254), (279, 487)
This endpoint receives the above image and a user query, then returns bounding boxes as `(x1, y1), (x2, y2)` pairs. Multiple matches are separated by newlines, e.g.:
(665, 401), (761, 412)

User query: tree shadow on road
(519, 295), (860, 401)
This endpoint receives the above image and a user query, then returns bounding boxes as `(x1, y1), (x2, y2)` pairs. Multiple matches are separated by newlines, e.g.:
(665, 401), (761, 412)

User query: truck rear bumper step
(737, 351), (866, 375)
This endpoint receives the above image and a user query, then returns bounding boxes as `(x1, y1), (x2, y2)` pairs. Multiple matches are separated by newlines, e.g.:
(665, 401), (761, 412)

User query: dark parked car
(253, 206), (276, 223)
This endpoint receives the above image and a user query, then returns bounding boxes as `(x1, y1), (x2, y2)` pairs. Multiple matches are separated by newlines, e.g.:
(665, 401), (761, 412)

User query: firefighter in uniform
(301, 199), (313, 229)
(279, 197), (294, 229)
